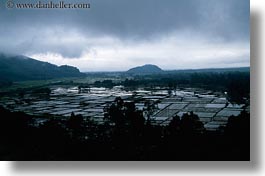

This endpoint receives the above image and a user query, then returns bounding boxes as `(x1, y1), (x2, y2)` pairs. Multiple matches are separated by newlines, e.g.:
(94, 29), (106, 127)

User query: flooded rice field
(0, 86), (249, 131)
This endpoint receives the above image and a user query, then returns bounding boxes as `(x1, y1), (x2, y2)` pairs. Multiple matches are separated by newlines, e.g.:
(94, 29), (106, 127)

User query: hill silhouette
(0, 53), (84, 82)
(127, 64), (163, 74)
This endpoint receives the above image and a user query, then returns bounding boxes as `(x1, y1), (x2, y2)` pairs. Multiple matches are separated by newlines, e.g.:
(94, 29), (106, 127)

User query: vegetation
(0, 57), (249, 104)
(0, 54), (84, 82)
(0, 100), (249, 160)
(120, 70), (250, 103)
(127, 64), (163, 74)
(0, 61), (250, 160)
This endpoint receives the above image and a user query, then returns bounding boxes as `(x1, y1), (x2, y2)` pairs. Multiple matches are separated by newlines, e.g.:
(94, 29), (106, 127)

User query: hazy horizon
(3, 52), (250, 72)
(0, 0), (250, 72)
(29, 54), (250, 72)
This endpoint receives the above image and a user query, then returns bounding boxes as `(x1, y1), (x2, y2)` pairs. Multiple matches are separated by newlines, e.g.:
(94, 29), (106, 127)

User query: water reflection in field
(0, 86), (249, 131)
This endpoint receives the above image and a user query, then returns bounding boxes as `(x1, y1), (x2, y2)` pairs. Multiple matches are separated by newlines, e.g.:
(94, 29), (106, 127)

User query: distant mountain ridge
(127, 64), (163, 74)
(0, 53), (84, 82)
(164, 67), (250, 73)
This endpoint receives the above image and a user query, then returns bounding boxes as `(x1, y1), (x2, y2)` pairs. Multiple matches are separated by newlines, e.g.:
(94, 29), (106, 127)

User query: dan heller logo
(6, 0), (91, 9)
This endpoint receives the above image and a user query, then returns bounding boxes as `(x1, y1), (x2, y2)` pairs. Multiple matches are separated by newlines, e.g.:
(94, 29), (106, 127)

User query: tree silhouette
(67, 112), (84, 139)
(180, 112), (204, 135)
(167, 115), (181, 136)
(224, 110), (250, 160)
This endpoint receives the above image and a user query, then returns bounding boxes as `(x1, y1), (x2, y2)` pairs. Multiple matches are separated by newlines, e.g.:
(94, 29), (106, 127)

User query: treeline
(91, 71), (250, 103)
(0, 98), (250, 160)
(123, 71), (249, 90)
(0, 80), (13, 87)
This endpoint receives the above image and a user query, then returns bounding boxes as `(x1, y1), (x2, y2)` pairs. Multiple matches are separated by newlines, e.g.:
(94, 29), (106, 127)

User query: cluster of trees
(0, 80), (13, 87)
(119, 71), (249, 103)
(82, 70), (249, 103)
(94, 80), (114, 88)
(0, 97), (250, 160)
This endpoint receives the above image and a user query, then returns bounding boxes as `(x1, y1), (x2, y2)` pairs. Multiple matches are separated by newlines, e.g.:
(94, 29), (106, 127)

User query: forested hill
(127, 64), (163, 74)
(0, 54), (84, 83)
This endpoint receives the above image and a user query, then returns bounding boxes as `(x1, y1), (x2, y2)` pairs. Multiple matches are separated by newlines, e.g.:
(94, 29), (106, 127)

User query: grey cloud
(0, 0), (249, 61)
(0, 0), (249, 38)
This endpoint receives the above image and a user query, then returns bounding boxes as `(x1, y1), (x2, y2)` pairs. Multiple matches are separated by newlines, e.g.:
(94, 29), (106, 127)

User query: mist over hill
(0, 53), (84, 83)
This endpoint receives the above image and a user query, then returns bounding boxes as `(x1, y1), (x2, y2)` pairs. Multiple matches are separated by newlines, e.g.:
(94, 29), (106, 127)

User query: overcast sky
(0, 0), (249, 71)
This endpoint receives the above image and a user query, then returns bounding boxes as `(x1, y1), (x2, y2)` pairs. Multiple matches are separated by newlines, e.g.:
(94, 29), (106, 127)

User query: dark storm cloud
(0, 0), (249, 38)
(0, 0), (249, 70)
